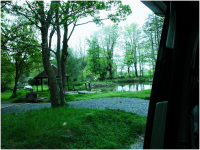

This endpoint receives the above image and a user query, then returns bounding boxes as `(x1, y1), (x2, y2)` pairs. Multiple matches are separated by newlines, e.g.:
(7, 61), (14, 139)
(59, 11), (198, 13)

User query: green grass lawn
(1, 106), (147, 149)
(66, 89), (151, 101)
(1, 85), (50, 102)
(1, 88), (151, 103)
(1, 89), (30, 102)
(1, 91), (13, 101)
(32, 85), (49, 91)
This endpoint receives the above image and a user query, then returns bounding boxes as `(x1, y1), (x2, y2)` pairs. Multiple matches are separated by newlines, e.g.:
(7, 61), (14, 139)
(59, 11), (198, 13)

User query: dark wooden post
(41, 78), (43, 92)
(85, 82), (87, 90)
(36, 79), (38, 92)
(88, 82), (91, 91)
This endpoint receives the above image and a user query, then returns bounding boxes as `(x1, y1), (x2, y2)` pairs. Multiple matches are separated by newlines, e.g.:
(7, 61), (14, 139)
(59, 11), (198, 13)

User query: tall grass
(1, 107), (147, 149)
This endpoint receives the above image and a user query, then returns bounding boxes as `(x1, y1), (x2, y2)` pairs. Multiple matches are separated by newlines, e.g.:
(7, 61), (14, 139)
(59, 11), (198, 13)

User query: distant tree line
(84, 13), (164, 80)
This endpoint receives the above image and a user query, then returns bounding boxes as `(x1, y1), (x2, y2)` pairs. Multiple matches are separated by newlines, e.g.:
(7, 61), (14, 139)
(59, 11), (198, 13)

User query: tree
(113, 53), (123, 78)
(59, 1), (132, 91)
(86, 25), (120, 80)
(74, 38), (87, 82)
(123, 42), (134, 76)
(1, 15), (42, 95)
(5, 1), (65, 107)
(142, 13), (164, 74)
(6, 0), (132, 107)
(101, 24), (120, 79)
(123, 23), (141, 77)
(65, 47), (85, 82)
(86, 33), (107, 80)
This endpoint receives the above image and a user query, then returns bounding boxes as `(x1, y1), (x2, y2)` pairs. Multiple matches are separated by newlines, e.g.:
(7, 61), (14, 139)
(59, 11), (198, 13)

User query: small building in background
(34, 64), (70, 92)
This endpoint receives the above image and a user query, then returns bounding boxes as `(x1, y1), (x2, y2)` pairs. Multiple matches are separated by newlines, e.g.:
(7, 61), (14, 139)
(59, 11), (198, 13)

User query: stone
(26, 92), (38, 103)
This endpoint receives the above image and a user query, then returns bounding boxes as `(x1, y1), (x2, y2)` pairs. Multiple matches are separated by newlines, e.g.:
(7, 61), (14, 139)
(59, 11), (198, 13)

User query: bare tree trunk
(109, 63), (113, 79)
(134, 45), (138, 77)
(56, 1), (65, 106)
(37, 1), (59, 108)
(134, 62), (138, 77)
(13, 76), (19, 95)
(41, 26), (59, 107)
(61, 22), (68, 93)
(150, 30), (156, 73)
(138, 44), (142, 76)
(42, 49), (59, 107)
(128, 66), (130, 76)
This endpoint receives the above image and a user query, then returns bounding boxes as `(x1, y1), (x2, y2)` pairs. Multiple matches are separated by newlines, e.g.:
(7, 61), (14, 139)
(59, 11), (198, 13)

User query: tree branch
(25, 0), (41, 21)
(49, 26), (56, 49)
(12, 8), (41, 29)
(75, 17), (109, 26)
(14, 41), (57, 56)
(67, 20), (77, 42)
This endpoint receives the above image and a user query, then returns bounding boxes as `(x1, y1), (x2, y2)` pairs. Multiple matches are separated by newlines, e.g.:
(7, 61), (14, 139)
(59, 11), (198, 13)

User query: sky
(51, 0), (153, 53)
(8, 0), (154, 71)
(53, 0), (154, 72)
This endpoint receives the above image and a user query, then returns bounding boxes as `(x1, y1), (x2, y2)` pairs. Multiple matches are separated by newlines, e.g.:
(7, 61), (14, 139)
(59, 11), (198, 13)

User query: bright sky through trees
(51, 0), (153, 51)
(7, 0), (153, 72)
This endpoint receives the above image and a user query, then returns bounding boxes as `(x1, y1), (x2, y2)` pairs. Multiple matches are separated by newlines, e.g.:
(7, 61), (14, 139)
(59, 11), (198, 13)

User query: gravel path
(1, 97), (149, 116)
(1, 103), (51, 114)
(67, 97), (149, 116)
(1, 97), (149, 149)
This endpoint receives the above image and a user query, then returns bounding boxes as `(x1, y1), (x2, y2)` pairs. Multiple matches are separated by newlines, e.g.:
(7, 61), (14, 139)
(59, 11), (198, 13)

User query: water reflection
(116, 83), (152, 92)
(93, 82), (152, 92)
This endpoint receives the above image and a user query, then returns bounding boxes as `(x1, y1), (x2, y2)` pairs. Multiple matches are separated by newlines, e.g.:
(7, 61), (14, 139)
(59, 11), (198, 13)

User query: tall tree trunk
(37, 1), (59, 108)
(134, 45), (138, 77)
(13, 61), (19, 94)
(134, 62), (138, 77)
(61, 22), (68, 93)
(109, 63), (112, 79)
(138, 44), (142, 76)
(13, 76), (19, 95)
(150, 30), (156, 73)
(155, 16), (160, 49)
(56, 1), (65, 106)
(128, 66), (130, 75)
(41, 29), (59, 108)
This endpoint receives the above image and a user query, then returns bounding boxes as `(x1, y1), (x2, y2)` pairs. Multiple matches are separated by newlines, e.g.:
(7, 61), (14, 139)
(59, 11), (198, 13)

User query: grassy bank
(1, 88), (151, 103)
(1, 86), (50, 103)
(1, 107), (147, 149)
(1, 89), (30, 102)
(66, 89), (151, 101)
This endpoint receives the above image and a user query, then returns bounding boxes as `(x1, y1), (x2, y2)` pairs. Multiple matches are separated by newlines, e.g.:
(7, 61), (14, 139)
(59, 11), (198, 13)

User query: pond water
(92, 82), (152, 92)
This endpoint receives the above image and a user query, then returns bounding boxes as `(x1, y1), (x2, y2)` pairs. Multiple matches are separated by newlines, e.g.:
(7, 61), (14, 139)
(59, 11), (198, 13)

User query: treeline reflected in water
(117, 83), (152, 91)
(93, 83), (152, 92)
